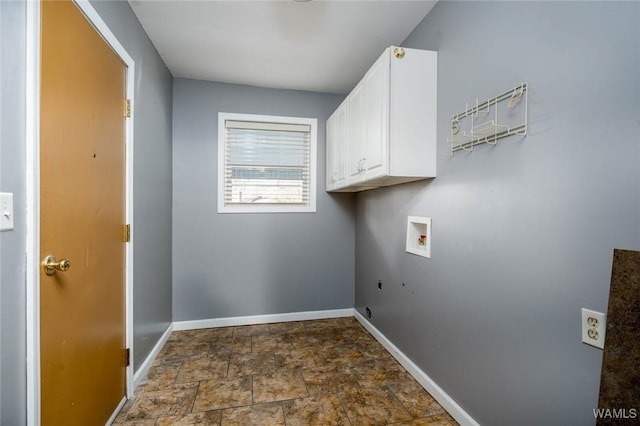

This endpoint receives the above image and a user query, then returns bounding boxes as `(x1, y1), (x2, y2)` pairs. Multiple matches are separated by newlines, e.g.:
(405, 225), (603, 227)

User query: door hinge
(125, 348), (130, 367)
(122, 224), (131, 243)
(124, 99), (131, 118)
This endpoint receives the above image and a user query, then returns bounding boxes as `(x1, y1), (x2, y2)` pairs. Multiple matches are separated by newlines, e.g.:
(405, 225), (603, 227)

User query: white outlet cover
(581, 308), (606, 349)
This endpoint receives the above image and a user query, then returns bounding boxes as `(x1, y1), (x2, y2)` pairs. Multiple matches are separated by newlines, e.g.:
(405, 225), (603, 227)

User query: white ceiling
(128, 0), (437, 94)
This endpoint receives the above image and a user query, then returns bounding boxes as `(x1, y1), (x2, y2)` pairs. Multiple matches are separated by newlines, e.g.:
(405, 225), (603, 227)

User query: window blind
(223, 120), (311, 206)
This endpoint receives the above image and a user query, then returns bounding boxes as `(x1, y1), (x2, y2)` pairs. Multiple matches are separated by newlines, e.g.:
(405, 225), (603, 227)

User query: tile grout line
(224, 352), (230, 378)
(186, 381), (201, 417)
(384, 383), (415, 422)
(336, 391), (354, 426)
(281, 400), (287, 426)
(250, 373), (255, 406)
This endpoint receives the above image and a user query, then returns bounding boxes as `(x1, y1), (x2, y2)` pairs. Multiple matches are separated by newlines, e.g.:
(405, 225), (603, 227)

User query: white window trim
(217, 112), (317, 214)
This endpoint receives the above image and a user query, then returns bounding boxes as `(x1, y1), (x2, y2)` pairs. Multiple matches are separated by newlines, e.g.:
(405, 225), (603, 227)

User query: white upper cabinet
(326, 101), (348, 191)
(335, 102), (349, 188)
(325, 46), (437, 192)
(362, 51), (389, 181)
(347, 82), (366, 184)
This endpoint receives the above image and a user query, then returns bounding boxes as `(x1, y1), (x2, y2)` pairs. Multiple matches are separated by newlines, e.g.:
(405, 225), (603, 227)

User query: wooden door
(40, 0), (127, 424)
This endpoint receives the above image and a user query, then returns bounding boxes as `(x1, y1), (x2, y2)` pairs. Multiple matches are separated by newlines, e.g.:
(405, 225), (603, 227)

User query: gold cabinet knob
(393, 47), (405, 59)
(42, 255), (71, 276)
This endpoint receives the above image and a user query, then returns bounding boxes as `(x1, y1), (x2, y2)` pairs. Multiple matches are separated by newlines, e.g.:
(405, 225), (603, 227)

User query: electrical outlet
(581, 308), (606, 349)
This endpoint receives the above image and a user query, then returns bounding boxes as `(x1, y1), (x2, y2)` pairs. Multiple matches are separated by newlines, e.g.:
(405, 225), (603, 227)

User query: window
(218, 112), (317, 213)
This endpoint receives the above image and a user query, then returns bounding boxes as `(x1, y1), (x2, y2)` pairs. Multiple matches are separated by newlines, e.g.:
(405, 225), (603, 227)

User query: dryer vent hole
(366, 307), (372, 319)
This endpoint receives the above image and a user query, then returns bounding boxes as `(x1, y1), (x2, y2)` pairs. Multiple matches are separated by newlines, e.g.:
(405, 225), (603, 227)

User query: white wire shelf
(448, 83), (528, 155)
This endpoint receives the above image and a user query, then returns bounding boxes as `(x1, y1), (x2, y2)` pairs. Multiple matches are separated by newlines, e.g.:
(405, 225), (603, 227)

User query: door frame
(25, 1), (135, 424)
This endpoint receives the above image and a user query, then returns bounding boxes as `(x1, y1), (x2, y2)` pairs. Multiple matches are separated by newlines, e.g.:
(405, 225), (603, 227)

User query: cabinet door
(363, 50), (389, 180)
(326, 102), (349, 191)
(325, 111), (337, 191)
(347, 82), (366, 183)
(334, 102), (349, 188)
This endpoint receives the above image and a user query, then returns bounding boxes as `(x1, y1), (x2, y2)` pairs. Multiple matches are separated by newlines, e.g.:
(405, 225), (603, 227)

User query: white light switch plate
(0, 193), (15, 231)
(581, 308), (606, 349)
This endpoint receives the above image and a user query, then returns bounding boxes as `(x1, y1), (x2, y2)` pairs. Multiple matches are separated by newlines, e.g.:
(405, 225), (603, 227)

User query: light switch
(0, 193), (15, 231)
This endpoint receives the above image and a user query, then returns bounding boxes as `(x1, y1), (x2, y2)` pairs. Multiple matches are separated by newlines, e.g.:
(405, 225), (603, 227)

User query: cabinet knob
(358, 158), (366, 172)
(393, 48), (405, 59)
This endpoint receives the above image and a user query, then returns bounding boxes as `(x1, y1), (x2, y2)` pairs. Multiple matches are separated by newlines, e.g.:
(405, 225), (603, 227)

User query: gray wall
(172, 79), (354, 321)
(89, 0), (173, 370)
(355, 2), (640, 426)
(0, 1), (27, 424)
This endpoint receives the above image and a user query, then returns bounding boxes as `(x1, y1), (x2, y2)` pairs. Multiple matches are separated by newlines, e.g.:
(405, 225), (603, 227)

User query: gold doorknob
(42, 255), (71, 276)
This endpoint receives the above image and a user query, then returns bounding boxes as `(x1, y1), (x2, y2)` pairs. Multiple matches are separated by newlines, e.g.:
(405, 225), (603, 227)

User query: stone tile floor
(114, 317), (458, 425)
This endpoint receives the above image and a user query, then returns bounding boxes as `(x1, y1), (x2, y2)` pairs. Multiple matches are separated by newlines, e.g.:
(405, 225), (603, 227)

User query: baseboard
(132, 323), (174, 390)
(353, 309), (479, 426)
(107, 396), (127, 425)
(172, 308), (354, 331)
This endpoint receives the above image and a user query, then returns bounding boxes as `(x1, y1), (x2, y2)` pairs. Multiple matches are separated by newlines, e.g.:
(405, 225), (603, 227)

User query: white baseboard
(106, 396), (127, 426)
(353, 309), (479, 426)
(172, 308), (354, 331)
(132, 323), (174, 389)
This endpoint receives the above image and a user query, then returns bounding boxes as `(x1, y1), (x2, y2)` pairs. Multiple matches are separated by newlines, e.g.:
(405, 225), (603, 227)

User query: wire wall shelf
(448, 82), (528, 155)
